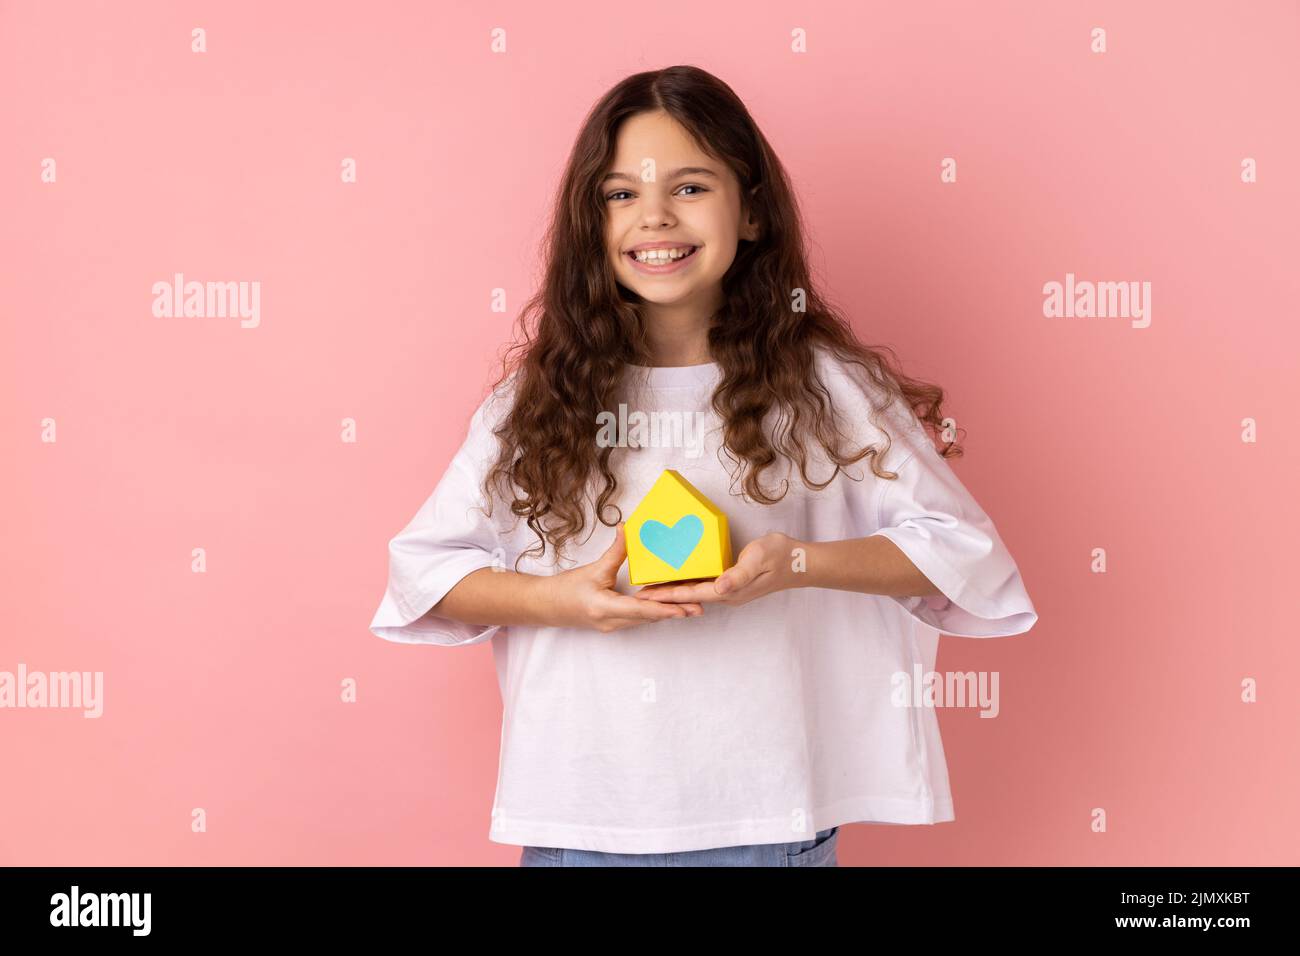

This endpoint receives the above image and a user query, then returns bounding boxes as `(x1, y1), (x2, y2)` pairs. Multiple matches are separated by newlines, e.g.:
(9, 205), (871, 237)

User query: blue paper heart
(639, 515), (705, 569)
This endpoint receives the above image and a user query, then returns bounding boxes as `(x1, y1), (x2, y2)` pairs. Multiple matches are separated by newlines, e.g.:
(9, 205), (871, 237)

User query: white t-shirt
(369, 347), (1038, 854)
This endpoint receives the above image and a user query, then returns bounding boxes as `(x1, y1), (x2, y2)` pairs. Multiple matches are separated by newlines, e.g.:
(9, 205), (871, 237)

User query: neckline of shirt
(623, 361), (720, 389)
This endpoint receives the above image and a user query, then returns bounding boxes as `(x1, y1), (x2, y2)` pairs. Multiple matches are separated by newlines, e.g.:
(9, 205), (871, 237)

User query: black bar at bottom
(0, 865), (1281, 941)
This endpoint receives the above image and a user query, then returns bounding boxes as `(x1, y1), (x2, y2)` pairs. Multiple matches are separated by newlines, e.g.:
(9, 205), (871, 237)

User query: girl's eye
(604, 184), (709, 202)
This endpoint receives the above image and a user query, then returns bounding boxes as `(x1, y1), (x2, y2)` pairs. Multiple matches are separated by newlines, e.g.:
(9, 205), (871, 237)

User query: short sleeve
(369, 386), (516, 647)
(812, 346), (1037, 637)
(867, 440), (1038, 639)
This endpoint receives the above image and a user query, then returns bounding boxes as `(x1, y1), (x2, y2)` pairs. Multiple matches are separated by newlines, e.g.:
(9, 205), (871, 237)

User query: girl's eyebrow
(601, 166), (720, 184)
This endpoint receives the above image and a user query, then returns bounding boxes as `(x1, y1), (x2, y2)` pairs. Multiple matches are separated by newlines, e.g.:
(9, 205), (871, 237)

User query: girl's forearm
(427, 567), (557, 628)
(799, 535), (943, 598)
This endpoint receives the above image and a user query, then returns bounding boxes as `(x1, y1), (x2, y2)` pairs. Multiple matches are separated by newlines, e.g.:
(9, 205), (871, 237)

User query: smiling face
(602, 110), (760, 316)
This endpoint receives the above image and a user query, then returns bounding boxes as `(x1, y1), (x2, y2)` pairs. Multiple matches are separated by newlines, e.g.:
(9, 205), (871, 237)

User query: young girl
(370, 65), (1037, 868)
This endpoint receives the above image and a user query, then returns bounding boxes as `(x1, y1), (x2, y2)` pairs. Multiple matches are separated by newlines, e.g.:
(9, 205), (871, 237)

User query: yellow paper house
(625, 470), (733, 586)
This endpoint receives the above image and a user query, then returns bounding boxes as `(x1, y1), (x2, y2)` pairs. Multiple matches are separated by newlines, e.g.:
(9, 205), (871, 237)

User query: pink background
(2, 1), (1296, 866)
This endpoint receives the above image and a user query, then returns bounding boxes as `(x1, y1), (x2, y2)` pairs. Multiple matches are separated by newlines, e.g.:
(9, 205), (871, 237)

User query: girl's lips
(625, 246), (699, 276)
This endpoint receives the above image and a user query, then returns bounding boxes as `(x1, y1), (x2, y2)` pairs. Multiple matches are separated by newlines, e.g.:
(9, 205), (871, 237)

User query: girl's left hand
(634, 531), (803, 609)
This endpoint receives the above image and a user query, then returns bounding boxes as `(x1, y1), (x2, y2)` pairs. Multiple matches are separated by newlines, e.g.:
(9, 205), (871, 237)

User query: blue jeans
(519, 826), (839, 867)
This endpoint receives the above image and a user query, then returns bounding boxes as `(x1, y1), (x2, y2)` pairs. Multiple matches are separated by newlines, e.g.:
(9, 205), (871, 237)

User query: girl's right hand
(543, 524), (704, 633)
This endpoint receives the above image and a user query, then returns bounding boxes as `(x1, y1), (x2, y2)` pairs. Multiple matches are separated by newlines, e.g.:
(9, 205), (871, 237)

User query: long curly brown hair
(483, 65), (962, 568)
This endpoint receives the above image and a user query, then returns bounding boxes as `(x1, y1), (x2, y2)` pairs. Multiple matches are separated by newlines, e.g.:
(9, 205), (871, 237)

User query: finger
(637, 576), (713, 593)
(610, 603), (703, 630)
(635, 581), (722, 604)
(593, 523), (628, 574)
(603, 593), (694, 621)
(714, 562), (758, 595)
(636, 577), (718, 595)
(658, 601), (705, 615)
(635, 582), (688, 600)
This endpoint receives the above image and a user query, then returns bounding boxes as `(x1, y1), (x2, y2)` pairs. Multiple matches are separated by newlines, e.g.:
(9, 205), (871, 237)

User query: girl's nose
(640, 200), (674, 228)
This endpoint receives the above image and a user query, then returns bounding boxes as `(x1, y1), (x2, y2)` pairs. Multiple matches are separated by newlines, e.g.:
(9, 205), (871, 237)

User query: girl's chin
(618, 268), (707, 294)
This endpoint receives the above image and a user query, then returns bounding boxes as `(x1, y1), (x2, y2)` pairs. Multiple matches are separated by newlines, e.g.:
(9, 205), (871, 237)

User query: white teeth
(632, 246), (695, 263)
